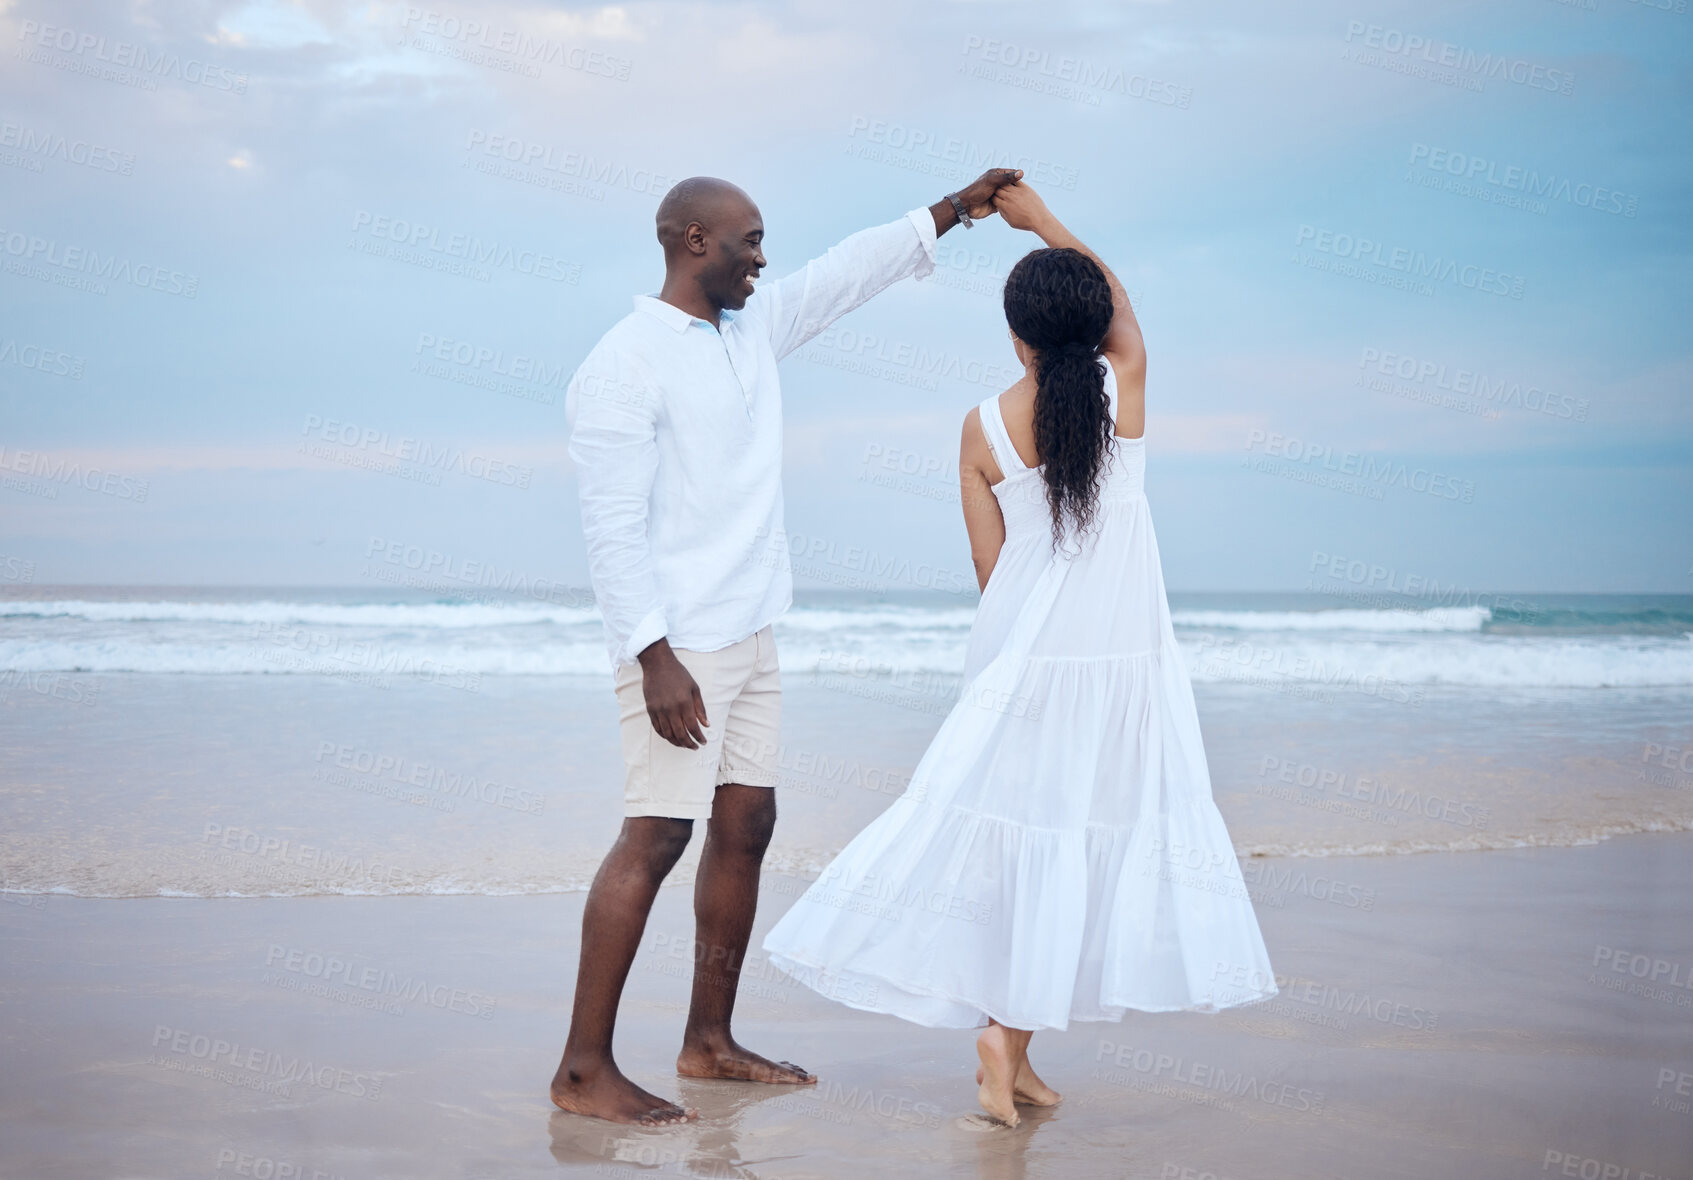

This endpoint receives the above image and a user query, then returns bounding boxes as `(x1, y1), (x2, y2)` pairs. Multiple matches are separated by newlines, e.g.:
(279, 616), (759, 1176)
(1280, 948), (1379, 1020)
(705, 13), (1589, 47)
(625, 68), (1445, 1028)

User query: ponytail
(1003, 249), (1116, 546)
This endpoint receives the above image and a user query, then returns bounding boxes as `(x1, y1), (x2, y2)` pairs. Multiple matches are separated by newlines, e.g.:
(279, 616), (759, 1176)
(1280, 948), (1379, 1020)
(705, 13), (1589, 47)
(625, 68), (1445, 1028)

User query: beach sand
(3, 833), (1691, 1179)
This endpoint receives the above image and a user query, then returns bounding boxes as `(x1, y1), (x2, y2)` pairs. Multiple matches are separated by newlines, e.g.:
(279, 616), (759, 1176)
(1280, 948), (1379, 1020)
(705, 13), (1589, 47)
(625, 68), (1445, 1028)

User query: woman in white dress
(762, 181), (1278, 1124)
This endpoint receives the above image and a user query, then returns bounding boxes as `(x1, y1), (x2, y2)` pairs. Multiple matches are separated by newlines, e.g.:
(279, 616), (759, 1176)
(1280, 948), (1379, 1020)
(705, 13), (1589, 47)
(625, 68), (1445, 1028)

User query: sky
(0, 0), (1689, 594)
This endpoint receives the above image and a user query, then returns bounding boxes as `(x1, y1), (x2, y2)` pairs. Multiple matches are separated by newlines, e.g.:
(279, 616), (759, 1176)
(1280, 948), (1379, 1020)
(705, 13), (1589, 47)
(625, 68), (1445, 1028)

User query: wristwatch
(946, 192), (973, 229)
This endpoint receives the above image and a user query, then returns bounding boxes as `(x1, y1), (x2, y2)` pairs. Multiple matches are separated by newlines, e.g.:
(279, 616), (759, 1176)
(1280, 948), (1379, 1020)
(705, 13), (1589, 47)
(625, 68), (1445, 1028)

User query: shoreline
(7, 670), (1689, 903)
(12, 807), (1693, 902)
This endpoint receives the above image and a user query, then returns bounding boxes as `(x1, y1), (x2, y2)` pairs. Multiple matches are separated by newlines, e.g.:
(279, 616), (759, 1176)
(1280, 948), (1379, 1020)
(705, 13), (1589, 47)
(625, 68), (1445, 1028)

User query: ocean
(3, 587), (1690, 899)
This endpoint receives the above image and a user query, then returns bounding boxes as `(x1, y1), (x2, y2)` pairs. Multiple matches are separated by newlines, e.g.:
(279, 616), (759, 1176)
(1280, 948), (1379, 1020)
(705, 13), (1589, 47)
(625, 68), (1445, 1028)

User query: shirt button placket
(714, 325), (754, 418)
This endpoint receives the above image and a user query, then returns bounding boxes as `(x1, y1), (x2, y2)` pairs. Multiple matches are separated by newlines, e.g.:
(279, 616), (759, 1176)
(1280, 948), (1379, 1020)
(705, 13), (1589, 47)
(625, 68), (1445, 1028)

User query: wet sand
(3, 833), (1692, 1179)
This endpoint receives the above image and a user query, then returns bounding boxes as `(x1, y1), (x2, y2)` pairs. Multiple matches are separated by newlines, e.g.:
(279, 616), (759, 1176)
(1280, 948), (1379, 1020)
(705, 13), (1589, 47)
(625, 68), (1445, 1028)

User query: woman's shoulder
(960, 403), (1006, 484)
(988, 377), (1036, 417)
(966, 380), (1027, 428)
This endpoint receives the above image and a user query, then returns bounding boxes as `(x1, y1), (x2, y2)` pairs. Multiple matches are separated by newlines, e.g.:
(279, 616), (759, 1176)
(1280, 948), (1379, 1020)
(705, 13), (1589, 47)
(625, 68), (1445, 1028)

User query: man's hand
(957, 168), (1024, 220)
(931, 168), (1023, 235)
(637, 638), (708, 749)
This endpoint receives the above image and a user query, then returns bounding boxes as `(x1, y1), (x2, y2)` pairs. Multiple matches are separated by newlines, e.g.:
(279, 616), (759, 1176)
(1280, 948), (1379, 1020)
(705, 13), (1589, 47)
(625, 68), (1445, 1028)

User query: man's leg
(676, 783), (814, 1084)
(551, 816), (697, 1123)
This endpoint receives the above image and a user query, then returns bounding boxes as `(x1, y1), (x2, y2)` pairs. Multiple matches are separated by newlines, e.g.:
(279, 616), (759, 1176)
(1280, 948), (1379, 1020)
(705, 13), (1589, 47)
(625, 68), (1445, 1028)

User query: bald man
(554, 169), (1023, 1124)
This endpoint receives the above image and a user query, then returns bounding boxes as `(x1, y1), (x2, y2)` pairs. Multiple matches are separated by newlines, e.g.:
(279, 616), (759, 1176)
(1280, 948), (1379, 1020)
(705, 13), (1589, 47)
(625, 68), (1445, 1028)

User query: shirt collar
(633, 294), (735, 333)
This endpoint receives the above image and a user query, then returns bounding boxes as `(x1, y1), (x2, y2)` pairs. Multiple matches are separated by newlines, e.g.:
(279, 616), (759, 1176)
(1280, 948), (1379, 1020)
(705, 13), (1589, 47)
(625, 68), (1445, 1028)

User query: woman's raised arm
(992, 183), (1146, 437)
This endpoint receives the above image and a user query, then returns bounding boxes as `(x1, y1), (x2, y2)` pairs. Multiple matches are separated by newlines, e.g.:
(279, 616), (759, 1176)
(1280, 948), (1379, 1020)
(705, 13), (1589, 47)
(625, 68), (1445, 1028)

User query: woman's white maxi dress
(763, 363), (1278, 1030)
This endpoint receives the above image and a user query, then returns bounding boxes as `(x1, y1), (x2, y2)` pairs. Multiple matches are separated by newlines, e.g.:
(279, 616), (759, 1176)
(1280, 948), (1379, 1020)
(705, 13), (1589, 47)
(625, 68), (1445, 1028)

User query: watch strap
(946, 192), (973, 229)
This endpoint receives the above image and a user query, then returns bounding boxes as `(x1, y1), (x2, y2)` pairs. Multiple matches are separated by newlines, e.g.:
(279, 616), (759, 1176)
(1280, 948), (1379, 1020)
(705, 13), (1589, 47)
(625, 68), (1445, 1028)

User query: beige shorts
(614, 625), (782, 820)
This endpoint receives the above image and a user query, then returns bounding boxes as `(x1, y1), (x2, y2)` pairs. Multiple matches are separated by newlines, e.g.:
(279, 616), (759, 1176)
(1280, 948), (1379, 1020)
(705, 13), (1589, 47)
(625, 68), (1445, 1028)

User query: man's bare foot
(975, 1025), (1021, 1126)
(976, 1059), (1062, 1106)
(676, 1035), (816, 1085)
(550, 1061), (697, 1125)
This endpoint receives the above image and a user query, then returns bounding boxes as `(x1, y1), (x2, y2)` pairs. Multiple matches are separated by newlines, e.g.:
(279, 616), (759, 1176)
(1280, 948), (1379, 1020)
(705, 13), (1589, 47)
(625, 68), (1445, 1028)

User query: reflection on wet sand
(549, 1078), (808, 1178)
(952, 1103), (1061, 1180)
(549, 1073), (1068, 1179)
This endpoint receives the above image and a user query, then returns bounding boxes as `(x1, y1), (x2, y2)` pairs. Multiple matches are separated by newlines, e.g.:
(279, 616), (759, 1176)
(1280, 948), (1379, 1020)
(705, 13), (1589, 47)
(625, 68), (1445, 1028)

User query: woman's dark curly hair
(1002, 247), (1115, 547)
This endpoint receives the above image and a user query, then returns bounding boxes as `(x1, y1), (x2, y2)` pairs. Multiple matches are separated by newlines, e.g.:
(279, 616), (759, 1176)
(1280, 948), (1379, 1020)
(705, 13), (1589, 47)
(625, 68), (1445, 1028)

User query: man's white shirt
(567, 208), (940, 668)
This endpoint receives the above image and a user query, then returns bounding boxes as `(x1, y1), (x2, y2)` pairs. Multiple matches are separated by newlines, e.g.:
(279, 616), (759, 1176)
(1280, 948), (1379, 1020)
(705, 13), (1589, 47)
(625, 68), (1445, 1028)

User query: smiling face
(703, 195), (766, 312)
(655, 178), (768, 319)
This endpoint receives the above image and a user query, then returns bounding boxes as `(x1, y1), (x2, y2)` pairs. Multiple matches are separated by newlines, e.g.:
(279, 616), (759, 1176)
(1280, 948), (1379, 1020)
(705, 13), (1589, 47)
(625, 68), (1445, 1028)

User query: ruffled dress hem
(764, 946), (1280, 1033)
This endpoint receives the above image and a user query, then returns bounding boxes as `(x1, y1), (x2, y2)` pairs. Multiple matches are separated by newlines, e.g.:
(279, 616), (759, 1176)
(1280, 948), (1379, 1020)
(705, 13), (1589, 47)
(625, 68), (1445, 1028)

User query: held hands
(991, 180), (1056, 234)
(638, 639), (709, 749)
(956, 168), (1025, 220)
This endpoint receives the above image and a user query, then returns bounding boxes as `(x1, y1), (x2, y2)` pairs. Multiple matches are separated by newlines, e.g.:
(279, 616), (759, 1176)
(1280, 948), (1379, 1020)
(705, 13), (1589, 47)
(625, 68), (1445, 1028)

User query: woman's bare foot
(550, 1060), (696, 1125)
(975, 1025), (1021, 1126)
(676, 1034), (815, 1085)
(976, 1057), (1062, 1106)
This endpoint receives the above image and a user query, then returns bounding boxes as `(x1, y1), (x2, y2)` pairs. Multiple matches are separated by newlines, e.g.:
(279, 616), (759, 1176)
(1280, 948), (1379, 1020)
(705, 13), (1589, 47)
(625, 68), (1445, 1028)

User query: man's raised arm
(751, 168), (1023, 361)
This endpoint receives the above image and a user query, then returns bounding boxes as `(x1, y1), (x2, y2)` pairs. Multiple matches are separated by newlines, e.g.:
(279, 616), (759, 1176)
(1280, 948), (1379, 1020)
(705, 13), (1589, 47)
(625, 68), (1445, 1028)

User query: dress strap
(978, 394), (1025, 475)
